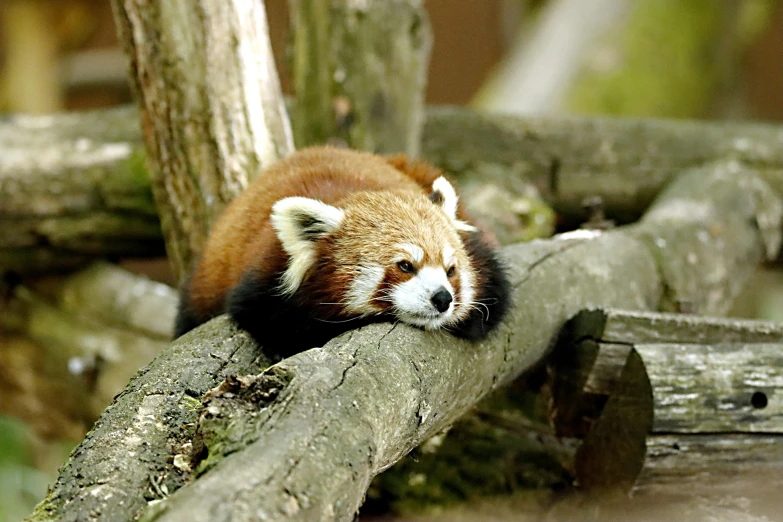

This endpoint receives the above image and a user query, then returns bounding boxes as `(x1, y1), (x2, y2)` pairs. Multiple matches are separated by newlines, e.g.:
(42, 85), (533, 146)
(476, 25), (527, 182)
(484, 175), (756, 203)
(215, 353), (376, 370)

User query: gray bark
(110, 0), (294, 283)
(638, 341), (783, 432)
(639, 434), (783, 498)
(546, 306), (783, 499)
(27, 157), (781, 521)
(27, 316), (266, 522)
(422, 107), (783, 224)
(288, 0), (432, 155)
(0, 106), (159, 274)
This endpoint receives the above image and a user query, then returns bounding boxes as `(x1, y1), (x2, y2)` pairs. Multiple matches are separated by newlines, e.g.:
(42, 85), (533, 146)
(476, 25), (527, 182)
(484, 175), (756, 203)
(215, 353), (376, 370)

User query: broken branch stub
(545, 307), (783, 495)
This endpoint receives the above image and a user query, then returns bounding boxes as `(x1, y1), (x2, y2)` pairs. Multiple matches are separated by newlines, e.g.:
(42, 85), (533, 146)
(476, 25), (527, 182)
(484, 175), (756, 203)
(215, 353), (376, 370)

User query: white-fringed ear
(271, 197), (344, 295)
(430, 176), (477, 233)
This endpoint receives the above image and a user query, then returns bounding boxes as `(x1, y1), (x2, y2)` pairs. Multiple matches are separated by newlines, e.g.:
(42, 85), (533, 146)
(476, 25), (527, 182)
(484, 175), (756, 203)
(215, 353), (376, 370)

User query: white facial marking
(456, 265), (476, 324)
(271, 197), (344, 295)
(432, 177), (458, 219)
(443, 246), (455, 267)
(344, 264), (385, 315)
(397, 243), (424, 264)
(391, 266), (455, 330)
(432, 176), (477, 233)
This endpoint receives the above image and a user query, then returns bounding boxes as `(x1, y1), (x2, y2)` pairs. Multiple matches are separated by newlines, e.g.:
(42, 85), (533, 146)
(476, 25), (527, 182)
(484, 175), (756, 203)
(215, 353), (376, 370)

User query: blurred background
(1, 0), (782, 520)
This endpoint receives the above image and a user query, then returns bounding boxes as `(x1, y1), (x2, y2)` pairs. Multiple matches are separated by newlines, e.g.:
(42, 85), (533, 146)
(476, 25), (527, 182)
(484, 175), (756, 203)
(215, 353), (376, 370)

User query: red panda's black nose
(431, 288), (453, 313)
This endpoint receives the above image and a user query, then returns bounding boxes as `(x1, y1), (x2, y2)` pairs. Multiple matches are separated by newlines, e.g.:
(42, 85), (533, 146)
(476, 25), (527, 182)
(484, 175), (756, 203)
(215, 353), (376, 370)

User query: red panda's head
(270, 177), (479, 332)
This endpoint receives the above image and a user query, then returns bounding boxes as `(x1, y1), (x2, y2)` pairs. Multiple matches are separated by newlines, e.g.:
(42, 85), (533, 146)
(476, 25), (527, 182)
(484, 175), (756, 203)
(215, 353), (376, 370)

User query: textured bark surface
(27, 316), (267, 522)
(422, 107), (783, 224)
(110, 0), (294, 282)
(638, 341), (783, 432)
(639, 434), (783, 498)
(0, 106), (159, 274)
(4, 106), (783, 271)
(288, 0), (432, 155)
(27, 156), (783, 521)
(546, 306), (783, 506)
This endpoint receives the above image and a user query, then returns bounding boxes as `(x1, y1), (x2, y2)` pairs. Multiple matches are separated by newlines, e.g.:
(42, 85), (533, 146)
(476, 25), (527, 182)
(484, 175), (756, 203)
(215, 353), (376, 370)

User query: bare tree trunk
(288, 0), (432, 155)
(110, 0), (294, 282)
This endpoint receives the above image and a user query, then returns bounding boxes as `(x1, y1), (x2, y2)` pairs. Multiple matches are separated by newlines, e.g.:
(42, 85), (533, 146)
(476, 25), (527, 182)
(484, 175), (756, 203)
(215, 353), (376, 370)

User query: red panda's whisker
(312, 316), (365, 324)
(463, 301), (490, 321)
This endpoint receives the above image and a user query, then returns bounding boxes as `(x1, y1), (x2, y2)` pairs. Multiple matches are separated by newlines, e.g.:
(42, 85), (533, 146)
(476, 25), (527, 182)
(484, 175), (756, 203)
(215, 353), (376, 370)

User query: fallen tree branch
(27, 159), (781, 521)
(422, 107), (783, 223)
(27, 316), (267, 522)
(4, 107), (783, 273)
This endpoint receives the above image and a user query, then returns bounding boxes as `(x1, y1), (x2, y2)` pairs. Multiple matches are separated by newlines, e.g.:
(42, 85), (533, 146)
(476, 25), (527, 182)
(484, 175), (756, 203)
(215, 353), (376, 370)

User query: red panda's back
(188, 147), (428, 319)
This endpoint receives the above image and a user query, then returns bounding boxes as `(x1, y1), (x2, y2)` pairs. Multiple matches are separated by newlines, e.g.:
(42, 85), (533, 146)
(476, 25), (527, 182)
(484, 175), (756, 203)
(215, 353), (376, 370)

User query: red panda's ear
(430, 177), (476, 233)
(271, 197), (344, 294)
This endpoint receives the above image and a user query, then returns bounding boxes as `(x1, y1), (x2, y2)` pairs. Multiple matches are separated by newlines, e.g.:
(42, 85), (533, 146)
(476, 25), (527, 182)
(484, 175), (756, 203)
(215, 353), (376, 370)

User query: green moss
(104, 148), (158, 216)
(567, 0), (730, 117)
(0, 416), (56, 522)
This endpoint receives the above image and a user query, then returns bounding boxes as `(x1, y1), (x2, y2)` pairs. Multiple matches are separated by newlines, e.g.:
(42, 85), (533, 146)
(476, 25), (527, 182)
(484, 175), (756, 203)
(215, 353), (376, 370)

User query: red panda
(174, 147), (510, 359)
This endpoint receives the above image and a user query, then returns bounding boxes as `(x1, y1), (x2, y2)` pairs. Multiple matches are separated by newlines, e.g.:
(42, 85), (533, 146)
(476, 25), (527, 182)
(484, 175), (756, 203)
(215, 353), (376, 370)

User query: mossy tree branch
(27, 159), (781, 522)
(0, 106), (159, 275)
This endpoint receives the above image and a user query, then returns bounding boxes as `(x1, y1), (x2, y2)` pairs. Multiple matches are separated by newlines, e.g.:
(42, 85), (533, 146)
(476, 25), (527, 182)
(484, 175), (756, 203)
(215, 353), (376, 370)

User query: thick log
(546, 307), (783, 500)
(572, 308), (783, 433)
(28, 236), (661, 522)
(27, 156), (782, 521)
(288, 0), (432, 155)
(114, 236), (663, 522)
(422, 107), (783, 224)
(110, 0), (294, 282)
(27, 316), (266, 522)
(569, 307), (783, 345)
(4, 107), (783, 274)
(638, 434), (783, 498)
(0, 106), (160, 274)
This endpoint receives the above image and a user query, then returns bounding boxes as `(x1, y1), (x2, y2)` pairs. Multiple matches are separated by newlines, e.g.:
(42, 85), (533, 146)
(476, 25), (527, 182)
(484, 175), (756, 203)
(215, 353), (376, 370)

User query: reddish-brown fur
(176, 146), (511, 359)
(188, 147), (466, 323)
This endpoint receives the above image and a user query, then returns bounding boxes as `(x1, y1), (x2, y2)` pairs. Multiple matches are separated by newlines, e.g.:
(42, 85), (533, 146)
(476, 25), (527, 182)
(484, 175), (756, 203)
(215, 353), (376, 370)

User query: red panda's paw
(226, 271), (370, 361)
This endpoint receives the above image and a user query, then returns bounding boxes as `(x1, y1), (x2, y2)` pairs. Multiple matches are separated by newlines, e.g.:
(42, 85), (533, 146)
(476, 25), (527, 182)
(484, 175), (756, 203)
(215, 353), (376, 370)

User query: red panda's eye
(397, 260), (415, 274)
(446, 266), (456, 278)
